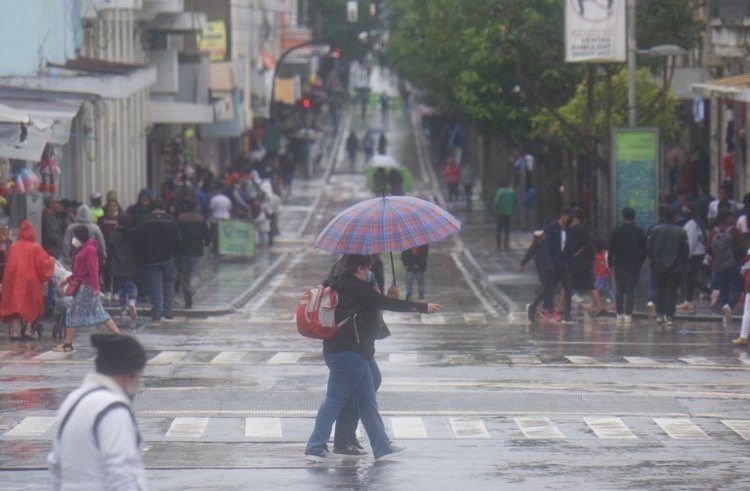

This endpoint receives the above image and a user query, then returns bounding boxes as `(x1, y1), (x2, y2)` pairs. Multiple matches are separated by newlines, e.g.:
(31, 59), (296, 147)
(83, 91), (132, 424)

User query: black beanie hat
(91, 334), (147, 375)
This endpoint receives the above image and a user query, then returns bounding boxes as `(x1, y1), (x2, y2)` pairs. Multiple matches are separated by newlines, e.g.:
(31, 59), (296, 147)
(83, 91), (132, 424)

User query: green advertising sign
(612, 128), (659, 229)
(217, 219), (254, 258)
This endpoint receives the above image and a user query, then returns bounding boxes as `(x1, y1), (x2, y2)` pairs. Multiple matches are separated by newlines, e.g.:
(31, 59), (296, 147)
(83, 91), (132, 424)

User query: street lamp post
(627, 0), (637, 127)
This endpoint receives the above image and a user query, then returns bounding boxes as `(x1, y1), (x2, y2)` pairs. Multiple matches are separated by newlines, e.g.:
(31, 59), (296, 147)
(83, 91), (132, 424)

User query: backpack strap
(93, 401), (141, 448)
(57, 386), (108, 440)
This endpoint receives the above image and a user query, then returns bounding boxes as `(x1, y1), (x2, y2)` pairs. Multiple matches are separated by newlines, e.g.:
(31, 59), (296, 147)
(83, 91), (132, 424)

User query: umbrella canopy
(370, 155), (399, 168)
(314, 196), (461, 255)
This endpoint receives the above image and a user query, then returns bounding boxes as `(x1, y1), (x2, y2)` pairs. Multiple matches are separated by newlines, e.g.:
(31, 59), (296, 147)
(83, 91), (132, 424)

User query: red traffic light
(301, 98), (311, 109)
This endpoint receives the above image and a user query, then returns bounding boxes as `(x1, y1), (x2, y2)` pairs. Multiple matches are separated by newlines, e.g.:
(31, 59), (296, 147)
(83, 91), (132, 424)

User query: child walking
(593, 239), (615, 307)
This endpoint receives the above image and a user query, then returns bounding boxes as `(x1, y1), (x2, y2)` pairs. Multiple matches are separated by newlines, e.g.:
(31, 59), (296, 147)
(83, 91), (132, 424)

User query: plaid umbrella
(314, 196), (461, 255)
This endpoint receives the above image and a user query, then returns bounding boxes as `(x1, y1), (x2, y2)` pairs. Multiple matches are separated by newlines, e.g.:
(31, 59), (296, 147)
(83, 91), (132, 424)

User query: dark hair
(343, 254), (373, 274)
(72, 225), (90, 242)
(150, 199), (164, 211)
(716, 210), (733, 225)
(743, 192), (750, 210)
(594, 238), (607, 251)
(184, 198), (198, 212)
(718, 199), (731, 212)
(621, 207), (636, 221)
(660, 205), (675, 222)
(560, 207), (574, 217)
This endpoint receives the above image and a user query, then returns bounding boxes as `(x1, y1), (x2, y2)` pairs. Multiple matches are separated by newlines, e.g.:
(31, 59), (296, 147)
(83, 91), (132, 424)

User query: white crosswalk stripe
(390, 417), (428, 438)
(450, 418), (489, 438)
(515, 417), (565, 439)
(245, 418), (283, 439)
(442, 354), (475, 364)
(267, 352), (305, 364)
(210, 352), (246, 364)
(166, 417), (209, 438)
(149, 351), (187, 364)
(5, 417), (57, 436)
(508, 355), (541, 364)
(584, 417), (636, 439)
(679, 357), (718, 366)
(33, 351), (72, 360)
(566, 356), (598, 365)
(654, 418), (710, 439)
(462, 313), (486, 324)
(623, 357), (659, 365)
(389, 353), (419, 364)
(421, 314), (446, 325)
(722, 420), (750, 440)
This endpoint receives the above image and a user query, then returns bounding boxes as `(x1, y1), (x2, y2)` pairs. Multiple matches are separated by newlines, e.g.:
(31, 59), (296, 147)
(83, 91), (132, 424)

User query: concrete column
(710, 96), (719, 197)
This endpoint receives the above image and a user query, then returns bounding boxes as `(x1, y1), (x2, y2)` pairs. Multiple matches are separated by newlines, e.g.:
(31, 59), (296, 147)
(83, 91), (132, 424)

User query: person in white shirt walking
(48, 334), (148, 490)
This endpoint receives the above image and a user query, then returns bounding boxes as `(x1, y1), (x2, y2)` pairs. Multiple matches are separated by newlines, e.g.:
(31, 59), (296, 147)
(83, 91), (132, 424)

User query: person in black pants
(527, 208), (574, 323)
(647, 206), (689, 327)
(608, 207), (647, 321)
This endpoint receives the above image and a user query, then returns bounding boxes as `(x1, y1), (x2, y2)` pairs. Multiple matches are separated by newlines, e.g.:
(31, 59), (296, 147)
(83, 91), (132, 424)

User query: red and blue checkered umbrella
(314, 196), (461, 255)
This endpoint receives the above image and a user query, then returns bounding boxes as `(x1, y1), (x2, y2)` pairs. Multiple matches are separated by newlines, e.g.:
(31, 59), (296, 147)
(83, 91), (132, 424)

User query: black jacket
(135, 211), (182, 266)
(647, 222), (689, 273)
(108, 229), (140, 278)
(42, 209), (63, 258)
(323, 271), (427, 358)
(178, 212), (211, 258)
(542, 219), (567, 271)
(401, 245), (429, 272)
(608, 222), (647, 269)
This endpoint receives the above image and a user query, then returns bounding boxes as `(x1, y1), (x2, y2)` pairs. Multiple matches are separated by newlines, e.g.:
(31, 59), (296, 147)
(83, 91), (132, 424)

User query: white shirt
(48, 372), (147, 490)
(209, 194), (233, 220)
(560, 229), (567, 253)
(683, 219), (706, 256)
(708, 198), (736, 219)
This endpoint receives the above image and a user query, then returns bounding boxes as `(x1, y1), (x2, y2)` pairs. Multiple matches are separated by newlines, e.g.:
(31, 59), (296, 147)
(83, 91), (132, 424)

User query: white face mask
(71, 237), (82, 249)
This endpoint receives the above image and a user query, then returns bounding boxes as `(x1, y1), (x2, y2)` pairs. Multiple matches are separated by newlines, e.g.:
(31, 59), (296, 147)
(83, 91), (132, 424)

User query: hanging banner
(565, 0), (626, 63)
(197, 20), (227, 61)
(612, 128), (659, 229)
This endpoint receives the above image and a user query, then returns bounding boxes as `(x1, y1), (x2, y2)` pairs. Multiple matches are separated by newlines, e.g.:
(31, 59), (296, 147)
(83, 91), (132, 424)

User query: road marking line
(421, 314), (446, 325)
(462, 313), (487, 324)
(5, 417), (57, 436)
(449, 418), (489, 438)
(584, 417), (636, 439)
(267, 352), (305, 364)
(654, 418), (710, 439)
(33, 351), (72, 360)
(390, 417), (428, 438)
(382, 312), (422, 325)
(149, 351), (187, 365)
(565, 356), (598, 365)
(442, 354), (475, 364)
(508, 355), (541, 365)
(210, 352), (246, 364)
(739, 355), (750, 365)
(450, 251), (500, 316)
(679, 357), (718, 366)
(515, 417), (565, 439)
(389, 353), (419, 364)
(623, 357), (659, 365)
(722, 420), (750, 440)
(166, 417), (209, 438)
(244, 418), (283, 438)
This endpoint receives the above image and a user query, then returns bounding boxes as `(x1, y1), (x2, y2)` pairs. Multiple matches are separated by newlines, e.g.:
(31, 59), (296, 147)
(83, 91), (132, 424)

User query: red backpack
(296, 285), (352, 339)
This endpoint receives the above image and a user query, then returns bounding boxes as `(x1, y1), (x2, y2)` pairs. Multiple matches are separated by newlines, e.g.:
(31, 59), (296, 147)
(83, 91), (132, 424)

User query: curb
(409, 109), (514, 315)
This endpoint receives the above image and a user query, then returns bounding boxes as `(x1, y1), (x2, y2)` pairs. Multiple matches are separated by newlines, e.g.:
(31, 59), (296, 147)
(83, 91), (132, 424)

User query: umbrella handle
(389, 250), (397, 286)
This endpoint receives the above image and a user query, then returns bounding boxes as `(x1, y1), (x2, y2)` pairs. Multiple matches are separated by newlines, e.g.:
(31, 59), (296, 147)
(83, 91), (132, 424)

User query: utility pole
(627, 0), (637, 127)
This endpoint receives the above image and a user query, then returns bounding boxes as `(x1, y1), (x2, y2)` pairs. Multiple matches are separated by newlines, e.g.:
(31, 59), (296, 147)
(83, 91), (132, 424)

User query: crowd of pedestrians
(521, 187), (750, 344)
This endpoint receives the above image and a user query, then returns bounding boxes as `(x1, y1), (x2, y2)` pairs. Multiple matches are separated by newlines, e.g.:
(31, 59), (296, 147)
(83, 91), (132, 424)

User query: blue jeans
(116, 277), (138, 310)
(406, 270), (425, 299)
(143, 259), (176, 318)
(715, 266), (741, 311)
(334, 357), (382, 447)
(306, 351), (390, 458)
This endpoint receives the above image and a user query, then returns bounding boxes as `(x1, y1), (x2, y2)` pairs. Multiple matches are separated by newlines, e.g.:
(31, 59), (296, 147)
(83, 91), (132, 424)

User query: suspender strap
(57, 386), (108, 440)
(93, 401), (141, 448)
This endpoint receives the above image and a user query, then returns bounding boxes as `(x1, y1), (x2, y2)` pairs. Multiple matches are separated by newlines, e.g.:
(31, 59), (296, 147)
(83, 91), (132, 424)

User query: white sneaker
(306, 448), (343, 462)
(616, 314), (623, 323)
(646, 301), (655, 319)
(722, 304), (732, 324)
(623, 315), (633, 323)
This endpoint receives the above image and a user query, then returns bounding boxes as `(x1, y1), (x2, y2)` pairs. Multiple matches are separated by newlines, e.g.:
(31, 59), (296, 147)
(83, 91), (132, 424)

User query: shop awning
(150, 99), (213, 124)
(693, 72), (750, 101)
(148, 11), (207, 32)
(0, 98), (82, 161)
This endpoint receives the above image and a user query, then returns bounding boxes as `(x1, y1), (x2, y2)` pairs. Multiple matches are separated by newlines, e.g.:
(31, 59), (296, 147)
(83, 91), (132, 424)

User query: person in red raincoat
(1, 220), (54, 340)
(442, 157), (461, 203)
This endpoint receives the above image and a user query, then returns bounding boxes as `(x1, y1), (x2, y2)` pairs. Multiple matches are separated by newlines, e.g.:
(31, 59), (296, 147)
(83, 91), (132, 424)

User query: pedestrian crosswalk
(15, 349), (750, 369)
(5, 415), (747, 443)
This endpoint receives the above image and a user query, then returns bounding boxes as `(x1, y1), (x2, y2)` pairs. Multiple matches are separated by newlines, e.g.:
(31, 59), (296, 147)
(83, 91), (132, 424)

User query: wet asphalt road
(2, 77), (750, 489)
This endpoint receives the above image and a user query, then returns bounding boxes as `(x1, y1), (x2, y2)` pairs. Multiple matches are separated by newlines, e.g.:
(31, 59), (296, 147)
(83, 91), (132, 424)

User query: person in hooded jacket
(126, 188), (154, 226)
(305, 254), (441, 462)
(61, 205), (107, 269)
(55, 226), (121, 351)
(1, 221), (54, 340)
(109, 215), (140, 320)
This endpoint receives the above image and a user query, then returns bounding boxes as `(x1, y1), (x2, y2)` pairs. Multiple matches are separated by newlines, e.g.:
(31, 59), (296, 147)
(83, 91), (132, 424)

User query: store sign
(612, 128), (659, 228)
(218, 219), (254, 257)
(565, 0), (626, 62)
(197, 20), (227, 61)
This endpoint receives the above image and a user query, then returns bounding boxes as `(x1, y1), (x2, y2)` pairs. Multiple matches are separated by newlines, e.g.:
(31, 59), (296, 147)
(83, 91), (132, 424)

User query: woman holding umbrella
(305, 254), (441, 461)
(306, 195), (459, 461)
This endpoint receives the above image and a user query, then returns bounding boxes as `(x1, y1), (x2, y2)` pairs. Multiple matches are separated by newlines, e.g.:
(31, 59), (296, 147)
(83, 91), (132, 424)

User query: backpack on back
(711, 226), (738, 269)
(296, 285), (352, 339)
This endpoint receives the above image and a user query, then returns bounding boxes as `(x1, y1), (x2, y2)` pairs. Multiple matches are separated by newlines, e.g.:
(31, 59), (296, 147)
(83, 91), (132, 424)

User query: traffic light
(300, 97), (311, 109)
